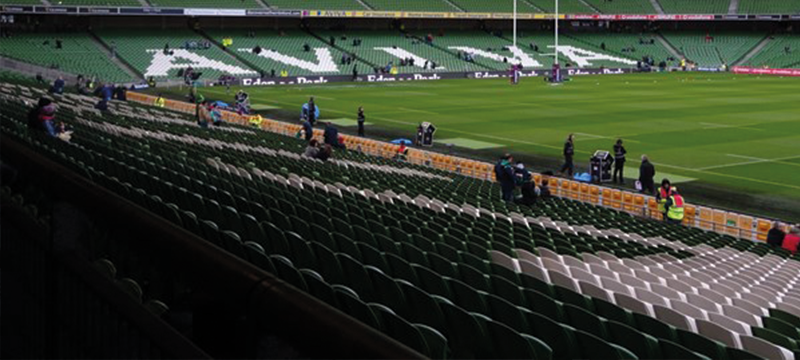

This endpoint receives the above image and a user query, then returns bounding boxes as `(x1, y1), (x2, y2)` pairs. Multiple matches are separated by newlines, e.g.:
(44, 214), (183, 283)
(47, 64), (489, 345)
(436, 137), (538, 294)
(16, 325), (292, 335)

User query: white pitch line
(726, 154), (767, 161)
(573, 132), (609, 140)
(697, 154), (800, 171)
(398, 107), (440, 115)
(699, 122), (765, 131)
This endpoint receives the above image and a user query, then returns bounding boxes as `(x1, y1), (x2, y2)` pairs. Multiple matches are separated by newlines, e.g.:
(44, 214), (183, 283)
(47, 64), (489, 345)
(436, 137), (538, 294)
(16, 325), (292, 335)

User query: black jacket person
(494, 154), (516, 202)
(613, 139), (627, 184)
(559, 134), (575, 177)
(639, 155), (655, 195)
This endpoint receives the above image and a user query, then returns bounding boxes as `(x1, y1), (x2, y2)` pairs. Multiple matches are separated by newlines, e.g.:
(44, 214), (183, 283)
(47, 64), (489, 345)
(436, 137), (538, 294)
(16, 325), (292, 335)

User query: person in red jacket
(783, 227), (800, 254)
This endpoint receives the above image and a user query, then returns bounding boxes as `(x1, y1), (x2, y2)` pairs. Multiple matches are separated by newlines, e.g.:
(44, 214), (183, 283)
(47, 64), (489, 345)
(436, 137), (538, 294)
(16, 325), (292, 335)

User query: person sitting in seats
(154, 94), (166, 108)
(767, 222), (786, 247)
(396, 143), (409, 161)
(303, 139), (320, 158)
(783, 228), (800, 254)
(316, 144), (332, 162)
(50, 76), (65, 95)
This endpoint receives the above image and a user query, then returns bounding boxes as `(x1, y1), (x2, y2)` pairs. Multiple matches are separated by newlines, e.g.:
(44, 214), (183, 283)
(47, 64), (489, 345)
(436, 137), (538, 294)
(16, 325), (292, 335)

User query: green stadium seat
(659, 339), (712, 360)
(678, 328), (731, 360)
(485, 318), (553, 359)
(300, 269), (338, 307)
(752, 327), (799, 352)
(606, 320), (662, 359)
(414, 323), (450, 359)
(437, 300), (492, 359)
(573, 328), (637, 359)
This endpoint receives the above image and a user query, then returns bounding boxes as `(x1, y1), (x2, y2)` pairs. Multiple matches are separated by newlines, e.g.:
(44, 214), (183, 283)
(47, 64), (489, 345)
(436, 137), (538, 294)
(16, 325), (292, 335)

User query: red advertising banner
(568, 14), (714, 20)
(732, 66), (800, 76)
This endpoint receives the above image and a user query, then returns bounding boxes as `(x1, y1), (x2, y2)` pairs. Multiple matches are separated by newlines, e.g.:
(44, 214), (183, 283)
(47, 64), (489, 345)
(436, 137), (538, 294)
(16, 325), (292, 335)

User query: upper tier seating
(742, 34), (800, 68)
(584, 0), (657, 14)
(97, 29), (257, 80)
(263, 0), (367, 10)
(565, 33), (675, 65)
(663, 31), (766, 67)
(738, 0), (800, 14)
(3, 0), (46, 4)
(45, 0), (141, 6)
(206, 30), (342, 77)
(526, 0), (595, 13)
(149, 0), (264, 8)
(0, 32), (133, 84)
(316, 30), (492, 74)
(364, 0), (457, 11)
(658, 0), (732, 14)
(449, 0), (541, 13)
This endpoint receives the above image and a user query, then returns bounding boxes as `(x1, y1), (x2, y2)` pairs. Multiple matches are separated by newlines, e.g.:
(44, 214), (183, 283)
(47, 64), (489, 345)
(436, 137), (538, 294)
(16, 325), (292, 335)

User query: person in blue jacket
(301, 97), (320, 125)
(50, 76), (65, 95)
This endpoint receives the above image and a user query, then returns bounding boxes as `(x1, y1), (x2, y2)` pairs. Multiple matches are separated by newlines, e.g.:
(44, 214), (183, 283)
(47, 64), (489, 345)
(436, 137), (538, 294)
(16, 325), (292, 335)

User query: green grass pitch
(185, 72), (800, 220)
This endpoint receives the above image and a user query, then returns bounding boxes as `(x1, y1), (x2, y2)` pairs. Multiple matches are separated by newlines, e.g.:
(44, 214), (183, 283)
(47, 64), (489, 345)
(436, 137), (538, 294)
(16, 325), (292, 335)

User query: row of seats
(3, 80), (799, 359)
(0, 33), (133, 83)
(743, 34), (800, 69)
(662, 32), (766, 67)
(738, 0), (800, 14)
(96, 29), (257, 80)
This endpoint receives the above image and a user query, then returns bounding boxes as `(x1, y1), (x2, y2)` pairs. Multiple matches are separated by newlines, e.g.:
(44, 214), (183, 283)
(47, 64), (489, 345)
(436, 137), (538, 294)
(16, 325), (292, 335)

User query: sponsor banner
(239, 68), (631, 87)
(79, 7), (118, 14)
(245, 9), (301, 17)
(732, 66), (800, 77)
(696, 67), (723, 72)
(405, 11), (450, 19)
(2, 6), (33, 13)
(120, 7), (184, 14)
(450, 12), (493, 19)
(568, 14), (714, 20)
(184, 8), (246, 16)
(39, 6), (78, 13)
(755, 14), (783, 20)
(491, 13), (534, 19)
(720, 14), (748, 20)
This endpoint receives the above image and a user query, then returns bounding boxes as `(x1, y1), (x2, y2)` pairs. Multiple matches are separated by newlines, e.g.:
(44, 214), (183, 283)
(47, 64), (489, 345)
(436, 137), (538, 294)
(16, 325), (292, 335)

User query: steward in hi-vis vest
(666, 190), (685, 225)
(655, 178), (675, 220)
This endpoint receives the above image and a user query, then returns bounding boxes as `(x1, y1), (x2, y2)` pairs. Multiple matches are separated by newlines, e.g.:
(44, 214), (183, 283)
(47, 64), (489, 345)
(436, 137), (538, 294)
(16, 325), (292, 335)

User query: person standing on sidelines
(613, 138), (627, 184)
(559, 134), (575, 178)
(357, 106), (365, 136)
(664, 188), (685, 225)
(639, 155), (655, 194)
